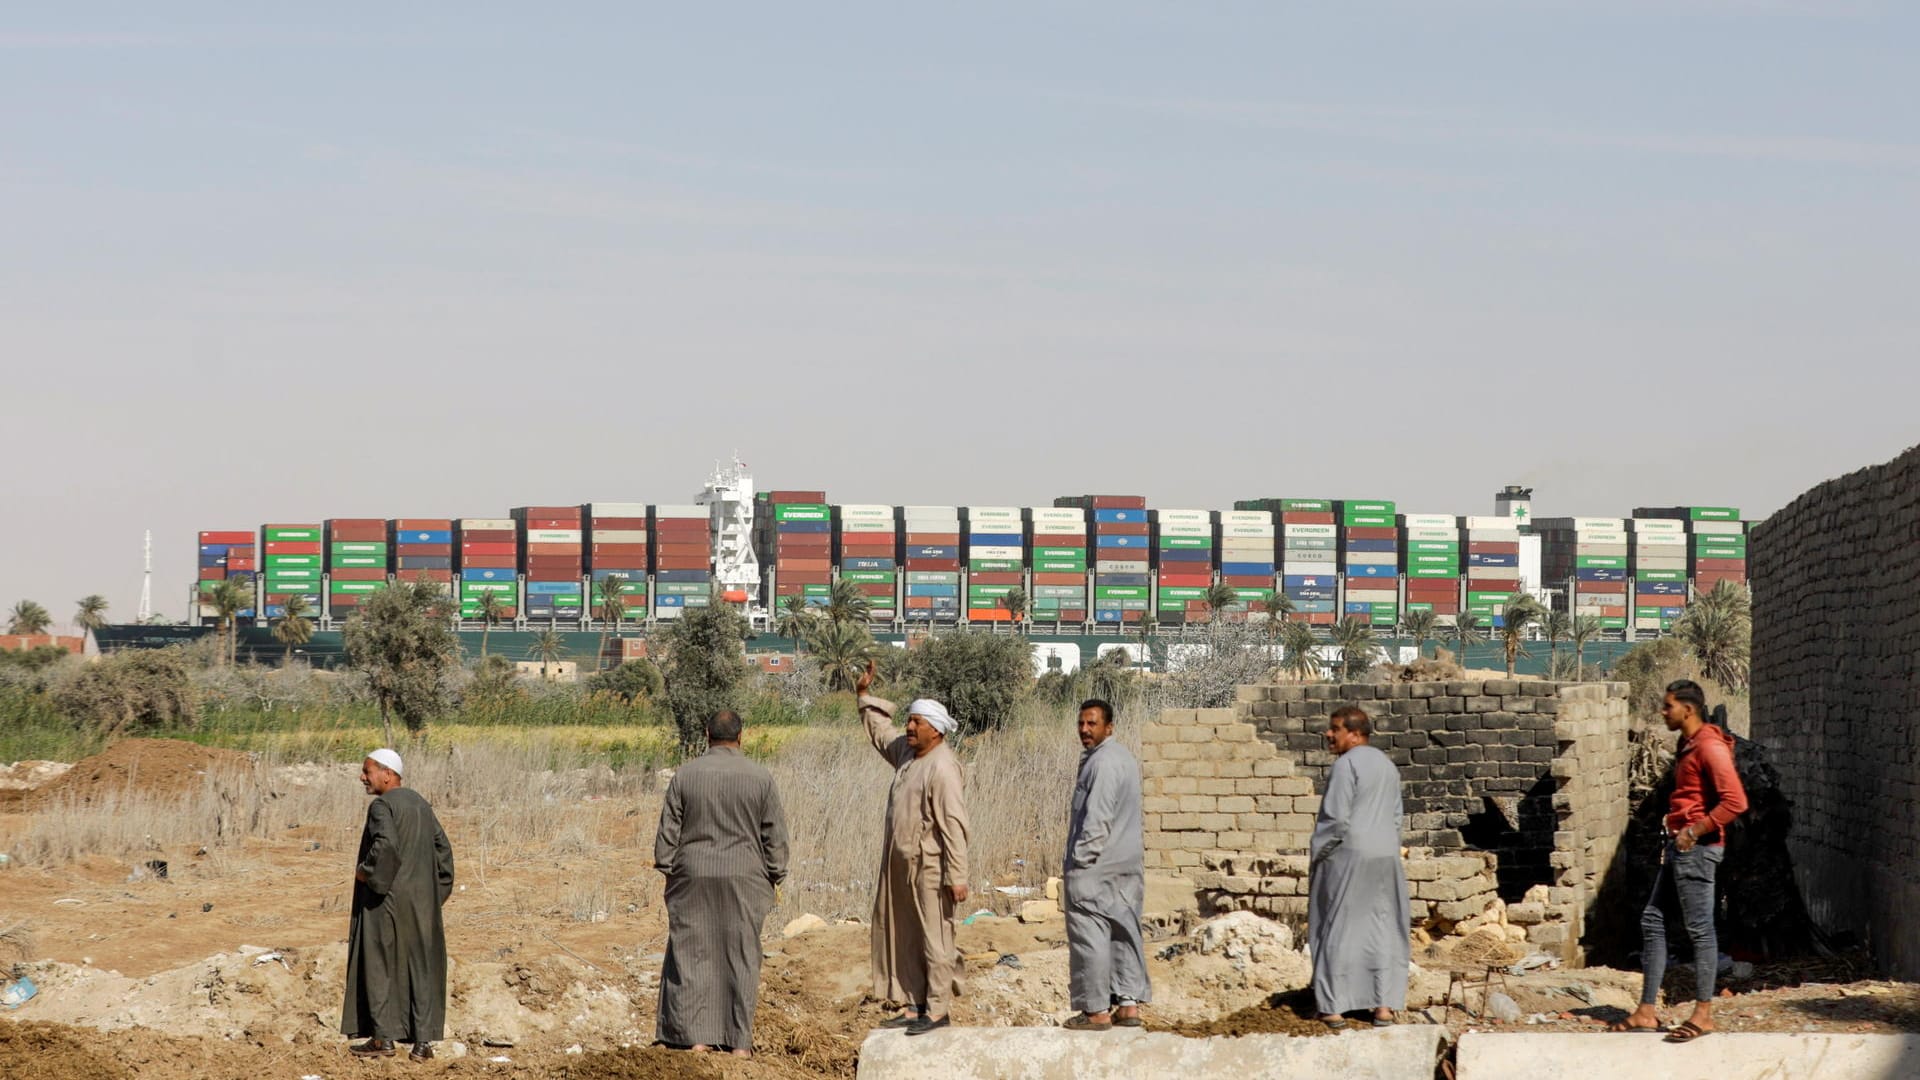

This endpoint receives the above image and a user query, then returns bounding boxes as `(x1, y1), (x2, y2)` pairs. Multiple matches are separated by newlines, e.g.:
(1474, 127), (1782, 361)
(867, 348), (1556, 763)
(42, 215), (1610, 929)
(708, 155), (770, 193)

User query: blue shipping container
(1638, 581), (1686, 595)
(1468, 553), (1519, 567)
(907, 545), (958, 559)
(1576, 568), (1629, 582)
(1094, 609), (1125, 622)
(1099, 573), (1151, 587)
(1221, 562), (1276, 576)
(591, 568), (645, 581)
(906, 584), (958, 597)
(396, 530), (452, 545)
(1345, 602), (1373, 614)
(1344, 539), (1396, 553)
(1158, 548), (1212, 563)
(395, 556), (453, 570)
(1289, 599), (1338, 613)
(527, 581), (579, 595)
(1094, 535), (1146, 549)
(655, 570), (712, 583)
(1285, 587), (1337, 602)
(1346, 564), (1397, 578)
(199, 554), (228, 568)
(463, 568), (515, 582)
(966, 532), (1022, 547)
(776, 521), (831, 534)
(842, 557), (897, 571)
(654, 595), (685, 608)
(199, 544), (230, 556)
(1093, 509), (1147, 524)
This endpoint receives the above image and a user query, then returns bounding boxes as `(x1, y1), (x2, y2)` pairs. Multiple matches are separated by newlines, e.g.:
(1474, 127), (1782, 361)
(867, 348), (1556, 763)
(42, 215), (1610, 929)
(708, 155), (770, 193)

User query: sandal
(904, 1015), (950, 1036)
(1664, 1020), (1712, 1043)
(1113, 1014), (1144, 1028)
(1607, 1019), (1667, 1033)
(1064, 1013), (1114, 1031)
(878, 1011), (923, 1029)
(1319, 1014), (1350, 1030)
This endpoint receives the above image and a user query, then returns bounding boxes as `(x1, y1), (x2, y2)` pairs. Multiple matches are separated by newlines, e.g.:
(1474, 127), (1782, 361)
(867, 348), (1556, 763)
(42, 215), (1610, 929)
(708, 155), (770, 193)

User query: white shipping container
(1574, 544), (1630, 557)
(1284, 524), (1338, 539)
(587, 502), (649, 517)
(527, 530), (583, 543)
(839, 503), (894, 518)
(902, 505), (959, 516)
(1220, 511), (1273, 527)
(1344, 551), (1398, 566)
(1158, 524), (1212, 538)
(1347, 587), (1397, 600)
(968, 545), (1023, 560)
(966, 506), (1021, 520)
(1464, 516), (1519, 531)
(591, 529), (648, 543)
(1635, 556), (1688, 571)
(460, 518), (516, 530)
(1095, 560), (1150, 574)
(1284, 558), (1339, 572)
(653, 505), (706, 519)
(1630, 519), (1686, 534)
(1030, 507), (1086, 525)
(1401, 514), (1456, 530)
(1404, 528), (1461, 542)
(1689, 521), (1747, 536)
(1221, 540), (1275, 556)
(1156, 509), (1211, 524)
(1220, 524), (1277, 539)
(1466, 530), (1521, 542)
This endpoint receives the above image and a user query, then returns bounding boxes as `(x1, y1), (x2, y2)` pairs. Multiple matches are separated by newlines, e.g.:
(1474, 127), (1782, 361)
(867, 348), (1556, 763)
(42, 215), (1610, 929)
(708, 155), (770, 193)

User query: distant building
(0, 634), (84, 655)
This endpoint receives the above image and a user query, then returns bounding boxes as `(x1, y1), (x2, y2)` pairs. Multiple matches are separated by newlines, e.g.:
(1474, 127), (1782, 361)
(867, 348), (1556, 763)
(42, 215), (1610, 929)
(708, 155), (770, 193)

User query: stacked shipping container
(652, 505), (712, 620)
(1633, 505), (1748, 613)
(196, 530), (257, 618)
(964, 506), (1024, 623)
(1029, 506), (1088, 626)
(325, 518), (389, 618)
(1055, 495), (1149, 626)
(587, 503), (650, 620)
(1152, 509), (1214, 624)
(1536, 517), (1629, 629)
(261, 524), (323, 619)
(1339, 500), (1400, 627)
(1400, 513), (1461, 623)
(1276, 500), (1338, 626)
(458, 517), (518, 620)
(1463, 516), (1521, 627)
(1629, 517), (1688, 633)
(762, 492), (832, 611)
(903, 505), (961, 623)
(836, 504), (898, 622)
(1218, 510), (1277, 615)
(515, 506), (583, 622)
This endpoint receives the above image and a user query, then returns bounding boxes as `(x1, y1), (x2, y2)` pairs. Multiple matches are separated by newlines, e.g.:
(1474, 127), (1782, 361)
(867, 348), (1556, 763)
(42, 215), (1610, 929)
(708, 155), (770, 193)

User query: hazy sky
(5, 3), (1916, 626)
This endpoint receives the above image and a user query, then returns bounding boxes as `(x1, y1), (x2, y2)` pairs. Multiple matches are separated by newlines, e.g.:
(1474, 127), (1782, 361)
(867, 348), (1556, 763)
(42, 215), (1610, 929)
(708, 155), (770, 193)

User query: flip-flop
(1113, 1015), (1144, 1028)
(1664, 1020), (1712, 1043)
(1063, 1013), (1114, 1032)
(1319, 1015), (1350, 1030)
(1372, 1016), (1394, 1028)
(1607, 1020), (1667, 1033)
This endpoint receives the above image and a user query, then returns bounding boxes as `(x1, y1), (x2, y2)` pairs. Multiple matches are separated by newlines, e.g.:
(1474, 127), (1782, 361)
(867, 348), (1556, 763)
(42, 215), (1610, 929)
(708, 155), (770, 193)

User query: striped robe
(861, 694), (970, 1018)
(653, 745), (790, 1050)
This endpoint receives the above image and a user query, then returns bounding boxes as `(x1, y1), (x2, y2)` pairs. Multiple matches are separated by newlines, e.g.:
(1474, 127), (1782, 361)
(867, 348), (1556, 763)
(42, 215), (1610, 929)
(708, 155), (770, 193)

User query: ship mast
(138, 529), (153, 623)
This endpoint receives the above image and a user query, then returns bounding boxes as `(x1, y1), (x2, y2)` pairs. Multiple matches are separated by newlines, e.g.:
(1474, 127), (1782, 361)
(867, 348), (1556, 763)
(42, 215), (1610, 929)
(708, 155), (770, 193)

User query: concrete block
(1454, 1032), (1920, 1080)
(1252, 759), (1295, 778)
(1216, 723), (1255, 743)
(1199, 779), (1238, 796)
(1217, 796), (1256, 814)
(1179, 795), (1217, 813)
(1233, 778), (1271, 795)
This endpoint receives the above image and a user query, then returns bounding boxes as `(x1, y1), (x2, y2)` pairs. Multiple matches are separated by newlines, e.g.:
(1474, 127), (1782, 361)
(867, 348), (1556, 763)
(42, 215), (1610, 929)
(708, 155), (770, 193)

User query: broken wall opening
(1140, 679), (1631, 964)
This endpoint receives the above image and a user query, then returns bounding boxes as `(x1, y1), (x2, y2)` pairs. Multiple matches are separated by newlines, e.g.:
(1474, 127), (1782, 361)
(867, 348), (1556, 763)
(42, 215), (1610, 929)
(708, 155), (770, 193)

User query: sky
(3, 2), (1917, 626)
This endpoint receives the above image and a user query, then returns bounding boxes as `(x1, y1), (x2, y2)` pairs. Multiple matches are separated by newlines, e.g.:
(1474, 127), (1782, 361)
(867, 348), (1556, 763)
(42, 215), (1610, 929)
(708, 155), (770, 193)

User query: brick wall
(1751, 442), (1920, 978)
(1141, 679), (1630, 963)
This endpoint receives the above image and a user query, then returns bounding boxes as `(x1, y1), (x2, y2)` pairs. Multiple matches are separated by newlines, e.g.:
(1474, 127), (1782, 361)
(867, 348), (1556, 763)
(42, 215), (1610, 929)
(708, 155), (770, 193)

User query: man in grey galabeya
(343, 748), (455, 1061)
(1063, 697), (1152, 1031)
(1309, 706), (1410, 1028)
(654, 709), (790, 1056)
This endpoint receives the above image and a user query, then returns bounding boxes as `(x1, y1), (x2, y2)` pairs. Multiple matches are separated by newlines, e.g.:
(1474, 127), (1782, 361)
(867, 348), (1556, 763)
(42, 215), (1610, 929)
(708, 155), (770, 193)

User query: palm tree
(272, 593), (314, 664)
(1279, 620), (1323, 682)
(203, 580), (252, 666)
(7, 599), (52, 636)
(999, 585), (1029, 633)
(775, 593), (820, 649)
(825, 578), (871, 628)
(1498, 595), (1546, 677)
(476, 590), (507, 658)
(1569, 614), (1603, 676)
(1402, 608), (1439, 659)
(596, 573), (630, 670)
(1203, 581), (1239, 624)
(810, 619), (879, 691)
(528, 629), (566, 680)
(1542, 609), (1572, 675)
(1450, 612), (1488, 670)
(1259, 593), (1295, 645)
(1674, 595), (1751, 690)
(74, 594), (110, 637)
(1331, 616), (1378, 682)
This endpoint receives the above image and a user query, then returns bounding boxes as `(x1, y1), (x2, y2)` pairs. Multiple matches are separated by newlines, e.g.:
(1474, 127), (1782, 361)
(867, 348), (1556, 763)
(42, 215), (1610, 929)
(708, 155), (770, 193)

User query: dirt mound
(29, 739), (256, 808)
(1157, 989), (1335, 1037)
(0, 1021), (128, 1080)
(567, 1044), (823, 1080)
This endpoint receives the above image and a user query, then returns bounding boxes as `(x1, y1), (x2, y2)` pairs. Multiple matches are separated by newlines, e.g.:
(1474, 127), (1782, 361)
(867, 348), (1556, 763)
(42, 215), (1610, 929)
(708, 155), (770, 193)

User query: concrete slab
(856, 1025), (1443, 1080)
(1456, 1031), (1920, 1080)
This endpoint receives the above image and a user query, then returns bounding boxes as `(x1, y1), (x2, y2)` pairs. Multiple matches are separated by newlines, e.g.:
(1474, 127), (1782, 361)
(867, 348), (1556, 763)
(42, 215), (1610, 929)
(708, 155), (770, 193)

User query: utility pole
(138, 529), (154, 623)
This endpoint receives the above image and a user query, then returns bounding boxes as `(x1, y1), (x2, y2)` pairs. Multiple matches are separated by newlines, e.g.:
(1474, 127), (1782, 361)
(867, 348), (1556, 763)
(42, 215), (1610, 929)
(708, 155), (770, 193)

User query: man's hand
(354, 867), (368, 884)
(947, 883), (969, 904)
(856, 659), (876, 697)
(1674, 823), (1698, 853)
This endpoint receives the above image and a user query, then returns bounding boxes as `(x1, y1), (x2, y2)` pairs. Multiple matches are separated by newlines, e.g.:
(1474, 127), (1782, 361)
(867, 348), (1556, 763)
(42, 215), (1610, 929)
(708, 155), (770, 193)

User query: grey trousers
(1065, 873), (1153, 1014)
(1640, 843), (1724, 1005)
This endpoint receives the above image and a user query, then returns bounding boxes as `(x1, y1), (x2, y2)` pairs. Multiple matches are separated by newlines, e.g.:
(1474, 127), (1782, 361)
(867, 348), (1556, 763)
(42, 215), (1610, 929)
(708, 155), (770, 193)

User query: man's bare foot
(1606, 1004), (1665, 1032)
(1114, 1005), (1141, 1024)
(730, 1048), (752, 1057)
(690, 1044), (711, 1052)
(1683, 1004), (1715, 1034)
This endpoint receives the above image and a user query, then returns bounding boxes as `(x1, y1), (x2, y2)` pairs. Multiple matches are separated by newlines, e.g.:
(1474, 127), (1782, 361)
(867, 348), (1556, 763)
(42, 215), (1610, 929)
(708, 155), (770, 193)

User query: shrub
(892, 632), (1032, 734)
(51, 648), (198, 735)
(660, 603), (754, 753)
(585, 659), (664, 703)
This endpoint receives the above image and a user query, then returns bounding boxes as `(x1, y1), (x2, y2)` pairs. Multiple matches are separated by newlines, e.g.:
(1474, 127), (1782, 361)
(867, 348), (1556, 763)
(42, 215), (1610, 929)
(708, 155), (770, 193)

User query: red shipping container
(1031, 534), (1087, 547)
(839, 531), (896, 545)
(524, 556), (582, 570)
(1343, 527), (1398, 541)
(1031, 572), (1084, 586)
(1281, 512), (1336, 525)
(1090, 496), (1147, 510)
(589, 517), (648, 530)
(840, 545), (895, 558)
(780, 571), (832, 585)
(1094, 522), (1149, 536)
(777, 537), (832, 551)
(227, 558), (257, 571)
(969, 572), (1022, 585)
(1467, 542), (1520, 555)
(462, 542), (517, 556)
(265, 541), (322, 555)
(461, 555), (516, 569)
(591, 543), (650, 559)
(905, 559), (960, 571)
(328, 520), (387, 542)
(199, 569), (227, 581)
(401, 570), (454, 584)
(903, 533), (961, 546)
(395, 543), (453, 557)
(331, 568), (386, 581)
(653, 529), (709, 543)
(776, 558), (832, 573)
(1577, 581), (1628, 594)
(200, 531), (255, 544)
(393, 519), (453, 530)
(968, 610), (1012, 622)
(766, 490), (827, 503)
(526, 542), (580, 557)
(460, 529), (517, 542)
(1694, 558), (1746, 573)
(905, 596), (934, 609)
(653, 544), (709, 560)
(1221, 575), (1270, 587)
(654, 559), (709, 571)
(856, 582), (893, 595)
(1466, 578), (1519, 592)
(1157, 574), (1211, 588)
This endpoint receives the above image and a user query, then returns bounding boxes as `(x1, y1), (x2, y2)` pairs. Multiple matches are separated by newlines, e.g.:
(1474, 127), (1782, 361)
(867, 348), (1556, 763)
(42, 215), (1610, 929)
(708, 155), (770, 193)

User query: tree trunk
(379, 699), (395, 748)
(481, 623), (490, 658)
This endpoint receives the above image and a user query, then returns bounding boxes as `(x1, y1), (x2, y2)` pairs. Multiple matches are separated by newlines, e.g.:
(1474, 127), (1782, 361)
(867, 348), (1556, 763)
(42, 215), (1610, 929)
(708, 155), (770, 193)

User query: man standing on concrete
(857, 660), (971, 1036)
(1613, 679), (1749, 1042)
(342, 748), (454, 1061)
(654, 709), (790, 1056)
(1308, 706), (1410, 1028)
(1062, 697), (1152, 1031)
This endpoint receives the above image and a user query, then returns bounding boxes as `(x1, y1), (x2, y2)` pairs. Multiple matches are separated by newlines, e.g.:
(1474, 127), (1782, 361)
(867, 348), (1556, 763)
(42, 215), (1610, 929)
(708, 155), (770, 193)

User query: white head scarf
(907, 699), (957, 736)
(367, 748), (405, 777)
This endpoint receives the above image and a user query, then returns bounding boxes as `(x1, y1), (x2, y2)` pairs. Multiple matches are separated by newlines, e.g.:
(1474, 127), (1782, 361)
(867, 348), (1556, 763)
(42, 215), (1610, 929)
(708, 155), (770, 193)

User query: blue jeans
(1640, 843), (1724, 1005)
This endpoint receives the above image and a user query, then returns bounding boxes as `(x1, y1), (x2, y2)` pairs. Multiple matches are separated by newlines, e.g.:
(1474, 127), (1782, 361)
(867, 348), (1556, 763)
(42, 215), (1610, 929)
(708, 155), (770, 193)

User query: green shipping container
(1158, 587), (1207, 601)
(264, 527), (321, 542)
(1279, 499), (1333, 512)
(1636, 569), (1687, 582)
(1600, 616), (1628, 628)
(460, 582), (513, 595)
(1408, 553), (1460, 566)
(1576, 556), (1628, 569)
(265, 554), (321, 568)
(968, 585), (1015, 599)
(907, 571), (959, 584)
(1467, 590), (1511, 604)
(1231, 587), (1274, 600)
(1158, 536), (1213, 550)
(1034, 586), (1086, 599)
(331, 555), (386, 569)
(841, 570), (896, 584)
(1035, 547), (1086, 560)
(1406, 602), (1433, 612)
(265, 569), (320, 582)
(1095, 586), (1148, 600)
(1370, 611), (1398, 626)
(655, 582), (710, 595)
(773, 504), (830, 522)
(1406, 541), (1461, 554)
(331, 542), (386, 555)
(1342, 514), (1395, 528)
(1688, 507), (1741, 521)
(1342, 501), (1396, 515)
(1407, 568), (1460, 579)
(330, 581), (386, 595)
(1033, 559), (1087, 573)
(969, 559), (1022, 572)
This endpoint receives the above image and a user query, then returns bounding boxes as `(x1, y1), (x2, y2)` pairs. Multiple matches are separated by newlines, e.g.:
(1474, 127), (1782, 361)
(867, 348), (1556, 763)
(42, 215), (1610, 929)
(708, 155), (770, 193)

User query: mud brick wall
(1141, 680), (1630, 963)
(1751, 443), (1920, 979)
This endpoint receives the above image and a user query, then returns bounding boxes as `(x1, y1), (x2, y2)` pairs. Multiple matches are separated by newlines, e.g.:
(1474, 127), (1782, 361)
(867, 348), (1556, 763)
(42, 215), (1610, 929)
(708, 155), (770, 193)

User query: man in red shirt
(1613, 679), (1749, 1043)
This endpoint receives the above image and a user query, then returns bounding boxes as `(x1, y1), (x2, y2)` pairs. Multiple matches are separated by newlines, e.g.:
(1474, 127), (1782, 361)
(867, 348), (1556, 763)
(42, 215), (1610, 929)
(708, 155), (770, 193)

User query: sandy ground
(4, 745), (1919, 1079)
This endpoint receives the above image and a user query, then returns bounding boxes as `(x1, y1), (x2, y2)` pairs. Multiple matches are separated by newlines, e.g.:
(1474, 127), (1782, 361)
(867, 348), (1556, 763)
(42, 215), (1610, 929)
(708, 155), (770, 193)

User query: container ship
(181, 468), (1745, 653)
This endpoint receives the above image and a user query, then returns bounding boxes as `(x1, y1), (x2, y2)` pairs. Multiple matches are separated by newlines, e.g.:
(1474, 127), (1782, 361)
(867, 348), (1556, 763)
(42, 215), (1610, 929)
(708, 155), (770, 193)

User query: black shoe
(878, 1011), (924, 1029)
(350, 1038), (396, 1057)
(409, 1042), (434, 1061)
(904, 1015), (950, 1036)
